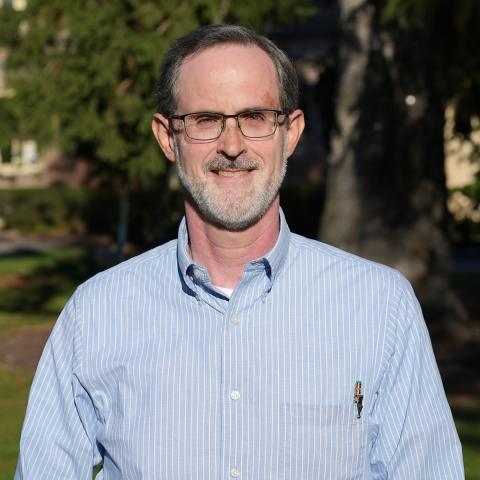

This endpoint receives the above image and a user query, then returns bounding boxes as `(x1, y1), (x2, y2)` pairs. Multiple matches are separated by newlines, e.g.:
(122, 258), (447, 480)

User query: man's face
(154, 44), (304, 230)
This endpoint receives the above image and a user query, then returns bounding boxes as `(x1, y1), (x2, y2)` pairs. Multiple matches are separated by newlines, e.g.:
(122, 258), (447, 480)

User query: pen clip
(353, 381), (363, 419)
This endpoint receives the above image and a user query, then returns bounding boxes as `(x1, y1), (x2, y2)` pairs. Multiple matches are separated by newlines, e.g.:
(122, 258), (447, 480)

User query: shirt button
(229, 390), (241, 401)
(230, 315), (241, 325)
(193, 269), (201, 279)
(230, 467), (241, 478)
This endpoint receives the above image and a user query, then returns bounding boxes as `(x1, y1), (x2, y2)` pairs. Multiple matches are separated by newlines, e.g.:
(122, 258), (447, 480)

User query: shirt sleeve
(15, 291), (101, 479)
(369, 274), (464, 479)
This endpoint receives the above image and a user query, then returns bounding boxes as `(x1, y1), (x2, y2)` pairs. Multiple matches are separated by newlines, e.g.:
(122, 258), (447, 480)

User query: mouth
(211, 169), (254, 177)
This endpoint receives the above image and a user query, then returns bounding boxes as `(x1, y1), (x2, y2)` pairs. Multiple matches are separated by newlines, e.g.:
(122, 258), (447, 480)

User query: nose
(217, 117), (246, 159)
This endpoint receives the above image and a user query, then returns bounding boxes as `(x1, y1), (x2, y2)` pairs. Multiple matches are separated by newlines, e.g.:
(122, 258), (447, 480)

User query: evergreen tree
(1, 0), (311, 181)
(0, 0), (311, 254)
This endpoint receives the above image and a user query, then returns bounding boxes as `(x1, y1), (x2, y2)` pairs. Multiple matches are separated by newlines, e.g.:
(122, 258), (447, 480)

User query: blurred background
(0, 0), (479, 478)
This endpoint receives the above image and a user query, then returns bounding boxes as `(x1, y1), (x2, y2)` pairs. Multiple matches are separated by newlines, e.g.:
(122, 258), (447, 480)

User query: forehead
(175, 44), (280, 113)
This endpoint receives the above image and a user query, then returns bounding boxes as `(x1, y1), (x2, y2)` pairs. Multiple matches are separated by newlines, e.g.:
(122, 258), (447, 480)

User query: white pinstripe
(15, 209), (464, 479)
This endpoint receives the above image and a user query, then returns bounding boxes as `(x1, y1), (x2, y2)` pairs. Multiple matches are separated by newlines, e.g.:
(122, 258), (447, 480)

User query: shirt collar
(176, 207), (290, 289)
(262, 207), (290, 282)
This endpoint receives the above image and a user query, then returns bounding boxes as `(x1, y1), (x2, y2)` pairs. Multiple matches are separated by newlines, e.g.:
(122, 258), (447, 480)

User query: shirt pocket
(281, 402), (367, 480)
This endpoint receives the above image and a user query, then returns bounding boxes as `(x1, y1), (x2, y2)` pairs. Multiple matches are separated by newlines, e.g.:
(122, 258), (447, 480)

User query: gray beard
(174, 139), (288, 231)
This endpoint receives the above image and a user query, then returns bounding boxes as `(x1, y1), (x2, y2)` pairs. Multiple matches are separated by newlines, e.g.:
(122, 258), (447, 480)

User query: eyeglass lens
(181, 110), (280, 140)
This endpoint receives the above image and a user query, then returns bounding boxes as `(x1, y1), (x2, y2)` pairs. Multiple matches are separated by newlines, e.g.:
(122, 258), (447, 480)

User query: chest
(83, 289), (384, 479)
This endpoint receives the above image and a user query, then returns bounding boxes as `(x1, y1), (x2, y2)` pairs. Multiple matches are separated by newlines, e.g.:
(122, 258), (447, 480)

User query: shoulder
(289, 233), (404, 279)
(288, 233), (412, 296)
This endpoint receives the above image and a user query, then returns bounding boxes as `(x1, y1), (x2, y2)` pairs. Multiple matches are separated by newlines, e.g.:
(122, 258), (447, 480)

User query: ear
(285, 109), (305, 157)
(152, 113), (176, 162)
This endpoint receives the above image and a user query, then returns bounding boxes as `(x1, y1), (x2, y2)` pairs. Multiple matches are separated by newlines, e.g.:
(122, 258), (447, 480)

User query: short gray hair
(155, 24), (299, 116)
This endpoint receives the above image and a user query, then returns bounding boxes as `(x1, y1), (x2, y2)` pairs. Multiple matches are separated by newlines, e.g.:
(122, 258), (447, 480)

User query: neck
(185, 198), (281, 289)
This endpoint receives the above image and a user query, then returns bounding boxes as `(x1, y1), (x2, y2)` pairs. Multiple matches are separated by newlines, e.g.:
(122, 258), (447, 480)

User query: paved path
(0, 234), (78, 256)
(0, 324), (52, 369)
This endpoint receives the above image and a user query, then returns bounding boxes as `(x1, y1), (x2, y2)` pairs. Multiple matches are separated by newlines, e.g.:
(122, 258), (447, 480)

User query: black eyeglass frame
(168, 109), (290, 140)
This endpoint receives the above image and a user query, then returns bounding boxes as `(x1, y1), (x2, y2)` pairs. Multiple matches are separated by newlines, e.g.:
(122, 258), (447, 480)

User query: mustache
(204, 156), (262, 172)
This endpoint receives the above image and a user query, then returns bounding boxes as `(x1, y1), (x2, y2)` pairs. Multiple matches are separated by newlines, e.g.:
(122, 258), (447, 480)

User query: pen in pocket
(353, 380), (363, 419)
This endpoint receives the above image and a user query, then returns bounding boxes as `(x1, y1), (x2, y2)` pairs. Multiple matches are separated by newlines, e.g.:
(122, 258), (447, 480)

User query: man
(16, 25), (463, 479)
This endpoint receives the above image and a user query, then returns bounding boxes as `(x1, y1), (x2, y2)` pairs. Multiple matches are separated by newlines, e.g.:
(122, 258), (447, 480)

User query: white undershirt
(214, 286), (234, 298)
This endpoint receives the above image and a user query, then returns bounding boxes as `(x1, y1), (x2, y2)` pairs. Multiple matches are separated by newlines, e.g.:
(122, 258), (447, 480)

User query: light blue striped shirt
(16, 210), (464, 479)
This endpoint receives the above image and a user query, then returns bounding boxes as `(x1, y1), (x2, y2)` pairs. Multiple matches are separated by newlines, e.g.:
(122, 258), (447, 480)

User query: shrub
(0, 188), (116, 235)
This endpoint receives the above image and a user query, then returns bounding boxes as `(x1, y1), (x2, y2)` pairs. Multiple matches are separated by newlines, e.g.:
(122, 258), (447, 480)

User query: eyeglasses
(169, 109), (289, 141)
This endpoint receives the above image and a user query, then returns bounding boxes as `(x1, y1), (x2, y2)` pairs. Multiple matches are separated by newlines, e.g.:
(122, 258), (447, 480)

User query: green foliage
(226, 0), (316, 30)
(459, 178), (480, 206)
(0, 247), (90, 313)
(0, 99), (16, 151)
(0, 6), (21, 44)
(0, 365), (32, 480)
(0, 186), (184, 244)
(452, 405), (480, 479)
(0, 246), (80, 278)
(0, 187), (115, 234)
(448, 176), (480, 244)
(0, 5), (18, 149)
(0, 0), (311, 185)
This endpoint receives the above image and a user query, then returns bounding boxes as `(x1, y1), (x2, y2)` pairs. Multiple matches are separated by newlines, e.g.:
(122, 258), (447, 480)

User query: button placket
(223, 300), (244, 480)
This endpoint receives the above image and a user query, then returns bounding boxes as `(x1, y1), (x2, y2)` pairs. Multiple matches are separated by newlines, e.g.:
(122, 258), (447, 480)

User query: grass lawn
(0, 246), (479, 478)
(0, 246), (91, 315)
(0, 247), (83, 278)
(0, 312), (55, 335)
(0, 246), (98, 478)
(453, 405), (480, 479)
(0, 365), (33, 480)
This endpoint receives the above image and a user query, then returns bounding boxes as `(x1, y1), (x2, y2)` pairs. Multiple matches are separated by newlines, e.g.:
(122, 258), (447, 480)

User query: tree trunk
(319, 0), (476, 350)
